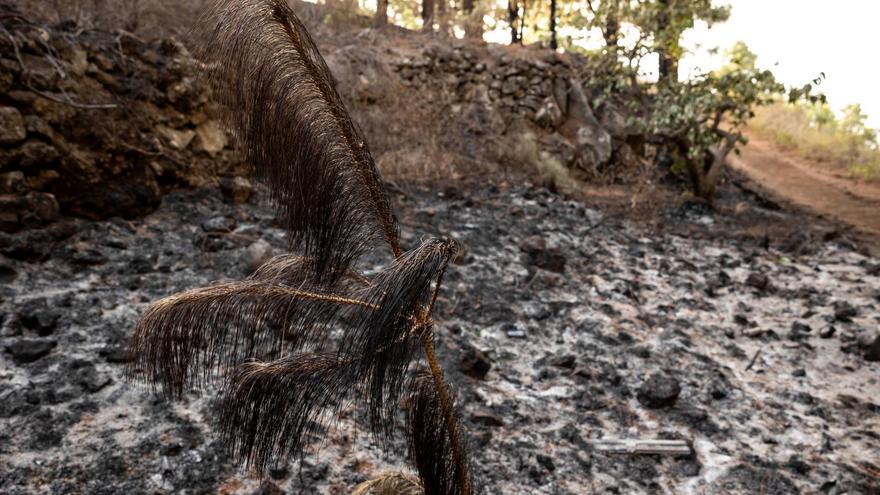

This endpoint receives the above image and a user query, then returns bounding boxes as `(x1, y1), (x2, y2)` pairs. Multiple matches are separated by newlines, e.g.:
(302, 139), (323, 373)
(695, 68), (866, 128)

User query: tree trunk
(437, 0), (449, 36)
(603, 0), (619, 47)
(463, 0), (482, 39)
(688, 131), (738, 205)
(373, 0), (388, 27)
(657, 0), (678, 84)
(422, 0), (434, 31)
(549, 0), (557, 49)
(519, 1), (526, 42)
(508, 0), (519, 44)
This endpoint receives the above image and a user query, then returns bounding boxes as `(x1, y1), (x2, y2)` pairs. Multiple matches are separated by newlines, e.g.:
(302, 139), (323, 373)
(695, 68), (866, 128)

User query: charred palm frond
(219, 354), (347, 470)
(130, 1), (476, 493)
(407, 371), (472, 495)
(127, 276), (366, 398)
(343, 238), (457, 445)
(197, 0), (400, 283)
(215, 238), (455, 470)
(351, 472), (424, 495)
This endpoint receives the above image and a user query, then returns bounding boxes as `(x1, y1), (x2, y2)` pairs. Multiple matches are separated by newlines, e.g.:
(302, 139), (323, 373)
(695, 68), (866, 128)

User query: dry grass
(749, 101), (880, 181)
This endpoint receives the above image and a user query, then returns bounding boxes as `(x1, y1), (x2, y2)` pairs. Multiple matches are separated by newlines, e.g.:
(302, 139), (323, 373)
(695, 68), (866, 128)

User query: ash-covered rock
(1, 184), (877, 494)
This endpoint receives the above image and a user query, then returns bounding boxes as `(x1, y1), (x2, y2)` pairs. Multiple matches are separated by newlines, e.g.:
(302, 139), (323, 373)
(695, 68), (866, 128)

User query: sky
(679, 0), (880, 127)
(481, 0), (879, 127)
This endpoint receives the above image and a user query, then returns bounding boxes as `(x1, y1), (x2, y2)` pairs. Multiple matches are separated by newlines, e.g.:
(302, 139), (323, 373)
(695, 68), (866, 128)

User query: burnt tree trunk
(549, 0), (557, 49)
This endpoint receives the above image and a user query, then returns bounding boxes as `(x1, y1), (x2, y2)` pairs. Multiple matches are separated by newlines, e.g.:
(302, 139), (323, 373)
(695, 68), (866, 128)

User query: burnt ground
(1, 181), (878, 494)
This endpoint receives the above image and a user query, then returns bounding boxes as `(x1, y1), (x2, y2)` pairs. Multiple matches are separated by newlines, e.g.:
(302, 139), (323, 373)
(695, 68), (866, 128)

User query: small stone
(201, 216), (236, 233)
(6, 338), (57, 363)
(788, 321), (812, 341)
(549, 353), (577, 369)
(637, 372), (681, 409)
(471, 408), (504, 427)
(19, 299), (60, 335)
(505, 327), (527, 339)
(819, 326), (836, 339)
(858, 332), (880, 362)
(0, 171), (27, 194)
(745, 272), (770, 291)
(156, 125), (196, 150)
(519, 235), (566, 273)
(458, 342), (492, 379)
(17, 141), (60, 169)
(221, 176), (253, 204)
(0, 107), (26, 144)
(832, 301), (858, 322)
(241, 239), (275, 274)
(193, 120), (227, 156)
(535, 454), (555, 472)
(99, 345), (130, 363)
(792, 368), (806, 377)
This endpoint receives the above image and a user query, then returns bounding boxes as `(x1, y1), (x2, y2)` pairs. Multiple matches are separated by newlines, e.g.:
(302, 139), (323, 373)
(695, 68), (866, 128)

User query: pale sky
(482, 0), (878, 127)
(367, 0), (878, 127)
(680, 0), (880, 127)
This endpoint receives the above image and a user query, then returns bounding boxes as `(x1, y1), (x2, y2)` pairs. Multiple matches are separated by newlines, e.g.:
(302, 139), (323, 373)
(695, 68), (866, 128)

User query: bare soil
(728, 134), (880, 245)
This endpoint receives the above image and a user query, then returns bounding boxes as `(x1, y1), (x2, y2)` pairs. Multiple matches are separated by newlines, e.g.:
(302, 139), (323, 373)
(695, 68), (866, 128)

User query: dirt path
(728, 134), (880, 239)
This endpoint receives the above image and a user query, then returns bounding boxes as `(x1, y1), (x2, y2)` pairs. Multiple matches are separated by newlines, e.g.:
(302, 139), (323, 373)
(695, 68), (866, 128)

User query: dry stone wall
(0, 13), (249, 234)
(391, 41), (633, 176)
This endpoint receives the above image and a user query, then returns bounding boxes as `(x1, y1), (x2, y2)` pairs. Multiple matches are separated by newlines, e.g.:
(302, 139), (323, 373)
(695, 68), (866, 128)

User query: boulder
(566, 79), (612, 170)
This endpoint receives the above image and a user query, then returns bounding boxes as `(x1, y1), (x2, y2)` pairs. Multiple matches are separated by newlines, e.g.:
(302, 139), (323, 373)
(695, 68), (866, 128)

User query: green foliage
(648, 42), (784, 199)
(632, 0), (730, 59)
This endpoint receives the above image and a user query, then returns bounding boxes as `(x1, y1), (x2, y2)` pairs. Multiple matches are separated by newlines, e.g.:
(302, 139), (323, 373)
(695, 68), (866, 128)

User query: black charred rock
(745, 272), (770, 291)
(859, 332), (880, 362)
(458, 342), (492, 379)
(637, 372), (681, 409)
(519, 235), (566, 273)
(6, 338), (56, 363)
(19, 298), (60, 335)
(832, 301), (858, 322)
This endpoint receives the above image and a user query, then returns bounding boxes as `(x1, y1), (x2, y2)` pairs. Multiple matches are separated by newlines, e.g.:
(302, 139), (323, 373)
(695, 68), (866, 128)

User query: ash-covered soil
(1, 184), (878, 494)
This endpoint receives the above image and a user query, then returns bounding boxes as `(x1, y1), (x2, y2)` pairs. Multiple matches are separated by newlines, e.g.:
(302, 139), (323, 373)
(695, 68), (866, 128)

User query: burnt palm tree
(127, 1), (474, 494)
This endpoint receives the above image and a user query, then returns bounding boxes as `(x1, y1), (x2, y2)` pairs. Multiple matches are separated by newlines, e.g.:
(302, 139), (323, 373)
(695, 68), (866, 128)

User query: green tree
(716, 40), (757, 75)
(634, 0), (731, 84)
(840, 104), (877, 144)
(650, 46), (783, 202)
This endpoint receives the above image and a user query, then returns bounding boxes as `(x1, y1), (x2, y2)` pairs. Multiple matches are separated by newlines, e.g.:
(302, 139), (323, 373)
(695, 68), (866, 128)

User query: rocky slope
(1, 1), (640, 238)
(1, 183), (878, 494)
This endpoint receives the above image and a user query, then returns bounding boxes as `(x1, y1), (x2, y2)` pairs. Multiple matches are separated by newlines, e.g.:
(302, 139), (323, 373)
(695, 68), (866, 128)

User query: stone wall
(0, 14), (249, 233)
(390, 41), (639, 177)
(0, 7), (641, 236)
